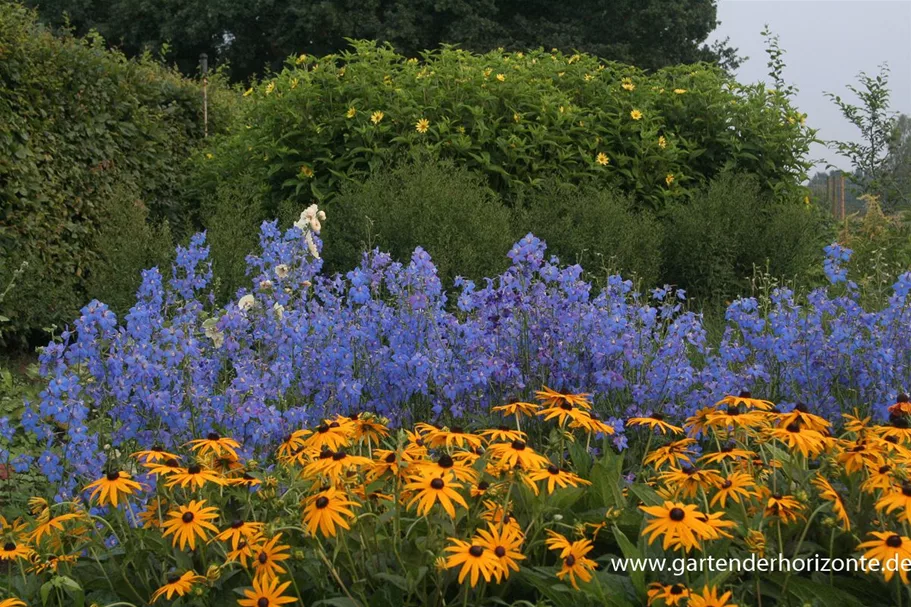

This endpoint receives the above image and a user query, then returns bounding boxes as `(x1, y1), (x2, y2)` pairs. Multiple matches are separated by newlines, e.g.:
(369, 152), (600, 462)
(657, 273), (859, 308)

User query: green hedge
(0, 3), (232, 342)
(194, 41), (816, 218)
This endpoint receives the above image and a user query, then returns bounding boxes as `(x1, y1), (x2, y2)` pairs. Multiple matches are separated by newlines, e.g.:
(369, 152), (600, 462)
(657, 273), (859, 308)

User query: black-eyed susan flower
(443, 539), (500, 587)
(212, 519), (264, 549)
(132, 446), (180, 464)
(640, 501), (713, 552)
(715, 391), (775, 411)
(545, 531), (597, 590)
(684, 406), (716, 436)
(277, 429), (311, 461)
(535, 386), (592, 410)
(704, 406), (767, 433)
(421, 425), (483, 450)
(0, 598), (27, 607)
(875, 482), (911, 523)
(487, 440), (550, 471)
(491, 401), (540, 419)
(186, 432), (240, 459)
(28, 553), (78, 574)
(647, 583), (689, 606)
(812, 476), (850, 531)
(0, 541), (31, 561)
(29, 511), (79, 545)
(165, 463), (226, 490)
(698, 443), (755, 465)
(303, 449), (372, 482)
(302, 487), (358, 538)
(687, 585), (738, 607)
(769, 423), (827, 458)
(144, 457), (184, 477)
(161, 500), (220, 550)
(862, 462), (898, 493)
(348, 413), (389, 443)
(525, 464), (591, 495)
(84, 470), (143, 508)
(627, 413), (683, 435)
(252, 534), (290, 582)
(227, 536), (260, 567)
(480, 427), (527, 443)
(659, 465), (723, 499)
(569, 410), (616, 435)
(413, 452), (479, 483)
(474, 522), (525, 582)
(888, 393), (911, 416)
(237, 575), (297, 607)
(775, 402), (830, 433)
(305, 420), (353, 452)
(366, 449), (401, 481)
(763, 492), (804, 525)
(405, 472), (468, 519)
(710, 472), (756, 508)
(150, 570), (207, 603)
(645, 438), (697, 469)
(837, 440), (882, 474)
(139, 498), (166, 529)
(857, 531), (911, 584)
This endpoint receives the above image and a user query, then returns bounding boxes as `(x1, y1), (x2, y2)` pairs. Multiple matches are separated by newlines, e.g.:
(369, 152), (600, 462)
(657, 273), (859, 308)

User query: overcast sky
(710, 0), (911, 174)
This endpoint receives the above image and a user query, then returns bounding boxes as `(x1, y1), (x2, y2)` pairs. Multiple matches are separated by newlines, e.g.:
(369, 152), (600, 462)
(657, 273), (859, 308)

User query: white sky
(711, 0), (911, 173)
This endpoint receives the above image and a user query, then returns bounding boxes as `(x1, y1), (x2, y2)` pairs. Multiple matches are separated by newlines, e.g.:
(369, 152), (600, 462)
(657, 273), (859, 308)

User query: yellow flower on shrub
(621, 78), (635, 91)
(150, 571), (206, 603)
(243, 87), (253, 97)
(238, 576), (297, 607)
(674, 88), (687, 94)
(496, 73), (505, 82)
(265, 82), (275, 95)
(596, 152), (609, 166)
(346, 107), (357, 118)
(857, 532), (911, 584)
(666, 173), (675, 186)
(302, 488), (359, 538)
(444, 539), (499, 587)
(415, 118), (430, 133)
(658, 135), (667, 149)
(371, 111), (384, 124)
(630, 109), (643, 120)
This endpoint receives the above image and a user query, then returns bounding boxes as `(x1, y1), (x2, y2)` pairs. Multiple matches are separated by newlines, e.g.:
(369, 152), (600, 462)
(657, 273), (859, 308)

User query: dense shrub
(661, 173), (827, 301)
(193, 41), (815, 218)
(0, 3), (232, 342)
(518, 181), (663, 285)
(322, 158), (516, 283)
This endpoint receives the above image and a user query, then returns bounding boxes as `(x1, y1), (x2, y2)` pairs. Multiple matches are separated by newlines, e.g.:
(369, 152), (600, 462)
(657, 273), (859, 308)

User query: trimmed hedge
(194, 41), (816, 218)
(0, 3), (232, 342)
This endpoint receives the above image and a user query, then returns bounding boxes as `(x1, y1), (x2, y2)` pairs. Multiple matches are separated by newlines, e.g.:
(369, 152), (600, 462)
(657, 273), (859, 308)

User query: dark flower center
(167, 572), (181, 584)
(852, 445), (865, 452)
(437, 454), (454, 468)
(565, 555), (576, 567)
(511, 440), (527, 451)
(182, 512), (194, 523)
(332, 450), (347, 461)
(547, 464), (560, 475)
(495, 546), (506, 558)
(669, 508), (685, 522)
(902, 483), (911, 497)
(258, 552), (268, 564)
(468, 545), (484, 557)
(560, 402), (573, 411)
(498, 425), (510, 432)
(207, 432), (221, 441)
(451, 426), (464, 434)
(329, 422), (340, 429)
(152, 445), (164, 452)
(651, 413), (665, 421)
(772, 493), (783, 500)
(721, 480), (733, 489)
(319, 449), (333, 459)
(106, 471), (120, 481)
(188, 465), (202, 474)
(315, 496), (330, 509)
(887, 436), (899, 444)
(671, 584), (685, 595)
(258, 598), (270, 607)
(430, 478), (445, 490)
(721, 443), (734, 453)
(165, 458), (179, 467)
(384, 453), (397, 463)
(349, 413), (360, 421)
(317, 424), (330, 434)
(880, 465), (892, 474)
(3, 542), (15, 551)
(739, 390), (752, 398)
(232, 520), (244, 529)
(416, 439), (425, 447)
(899, 393), (910, 403)
(795, 402), (809, 413)
(887, 534), (903, 548)
(786, 422), (801, 433)
(477, 481), (489, 491)
(726, 406), (739, 416)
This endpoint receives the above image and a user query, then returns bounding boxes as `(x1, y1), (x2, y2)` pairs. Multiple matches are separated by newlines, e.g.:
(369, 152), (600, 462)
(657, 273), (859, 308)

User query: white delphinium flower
(238, 294), (256, 311)
(273, 302), (285, 319)
(275, 264), (290, 279)
(259, 279), (273, 290)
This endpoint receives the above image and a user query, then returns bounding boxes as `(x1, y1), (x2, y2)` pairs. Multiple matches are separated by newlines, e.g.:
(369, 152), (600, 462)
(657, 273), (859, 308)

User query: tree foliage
(24, 0), (739, 81)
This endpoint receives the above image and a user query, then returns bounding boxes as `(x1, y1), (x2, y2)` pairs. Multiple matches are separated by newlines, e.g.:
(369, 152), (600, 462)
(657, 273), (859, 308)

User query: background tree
(24, 0), (739, 81)
(884, 114), (911, 209)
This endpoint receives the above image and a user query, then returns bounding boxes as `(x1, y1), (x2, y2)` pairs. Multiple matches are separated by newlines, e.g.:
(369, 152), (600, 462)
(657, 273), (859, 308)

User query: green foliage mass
(193, 42), (814, 225)
(24, 0), (738, 82)
(0, 3), (231, 343)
